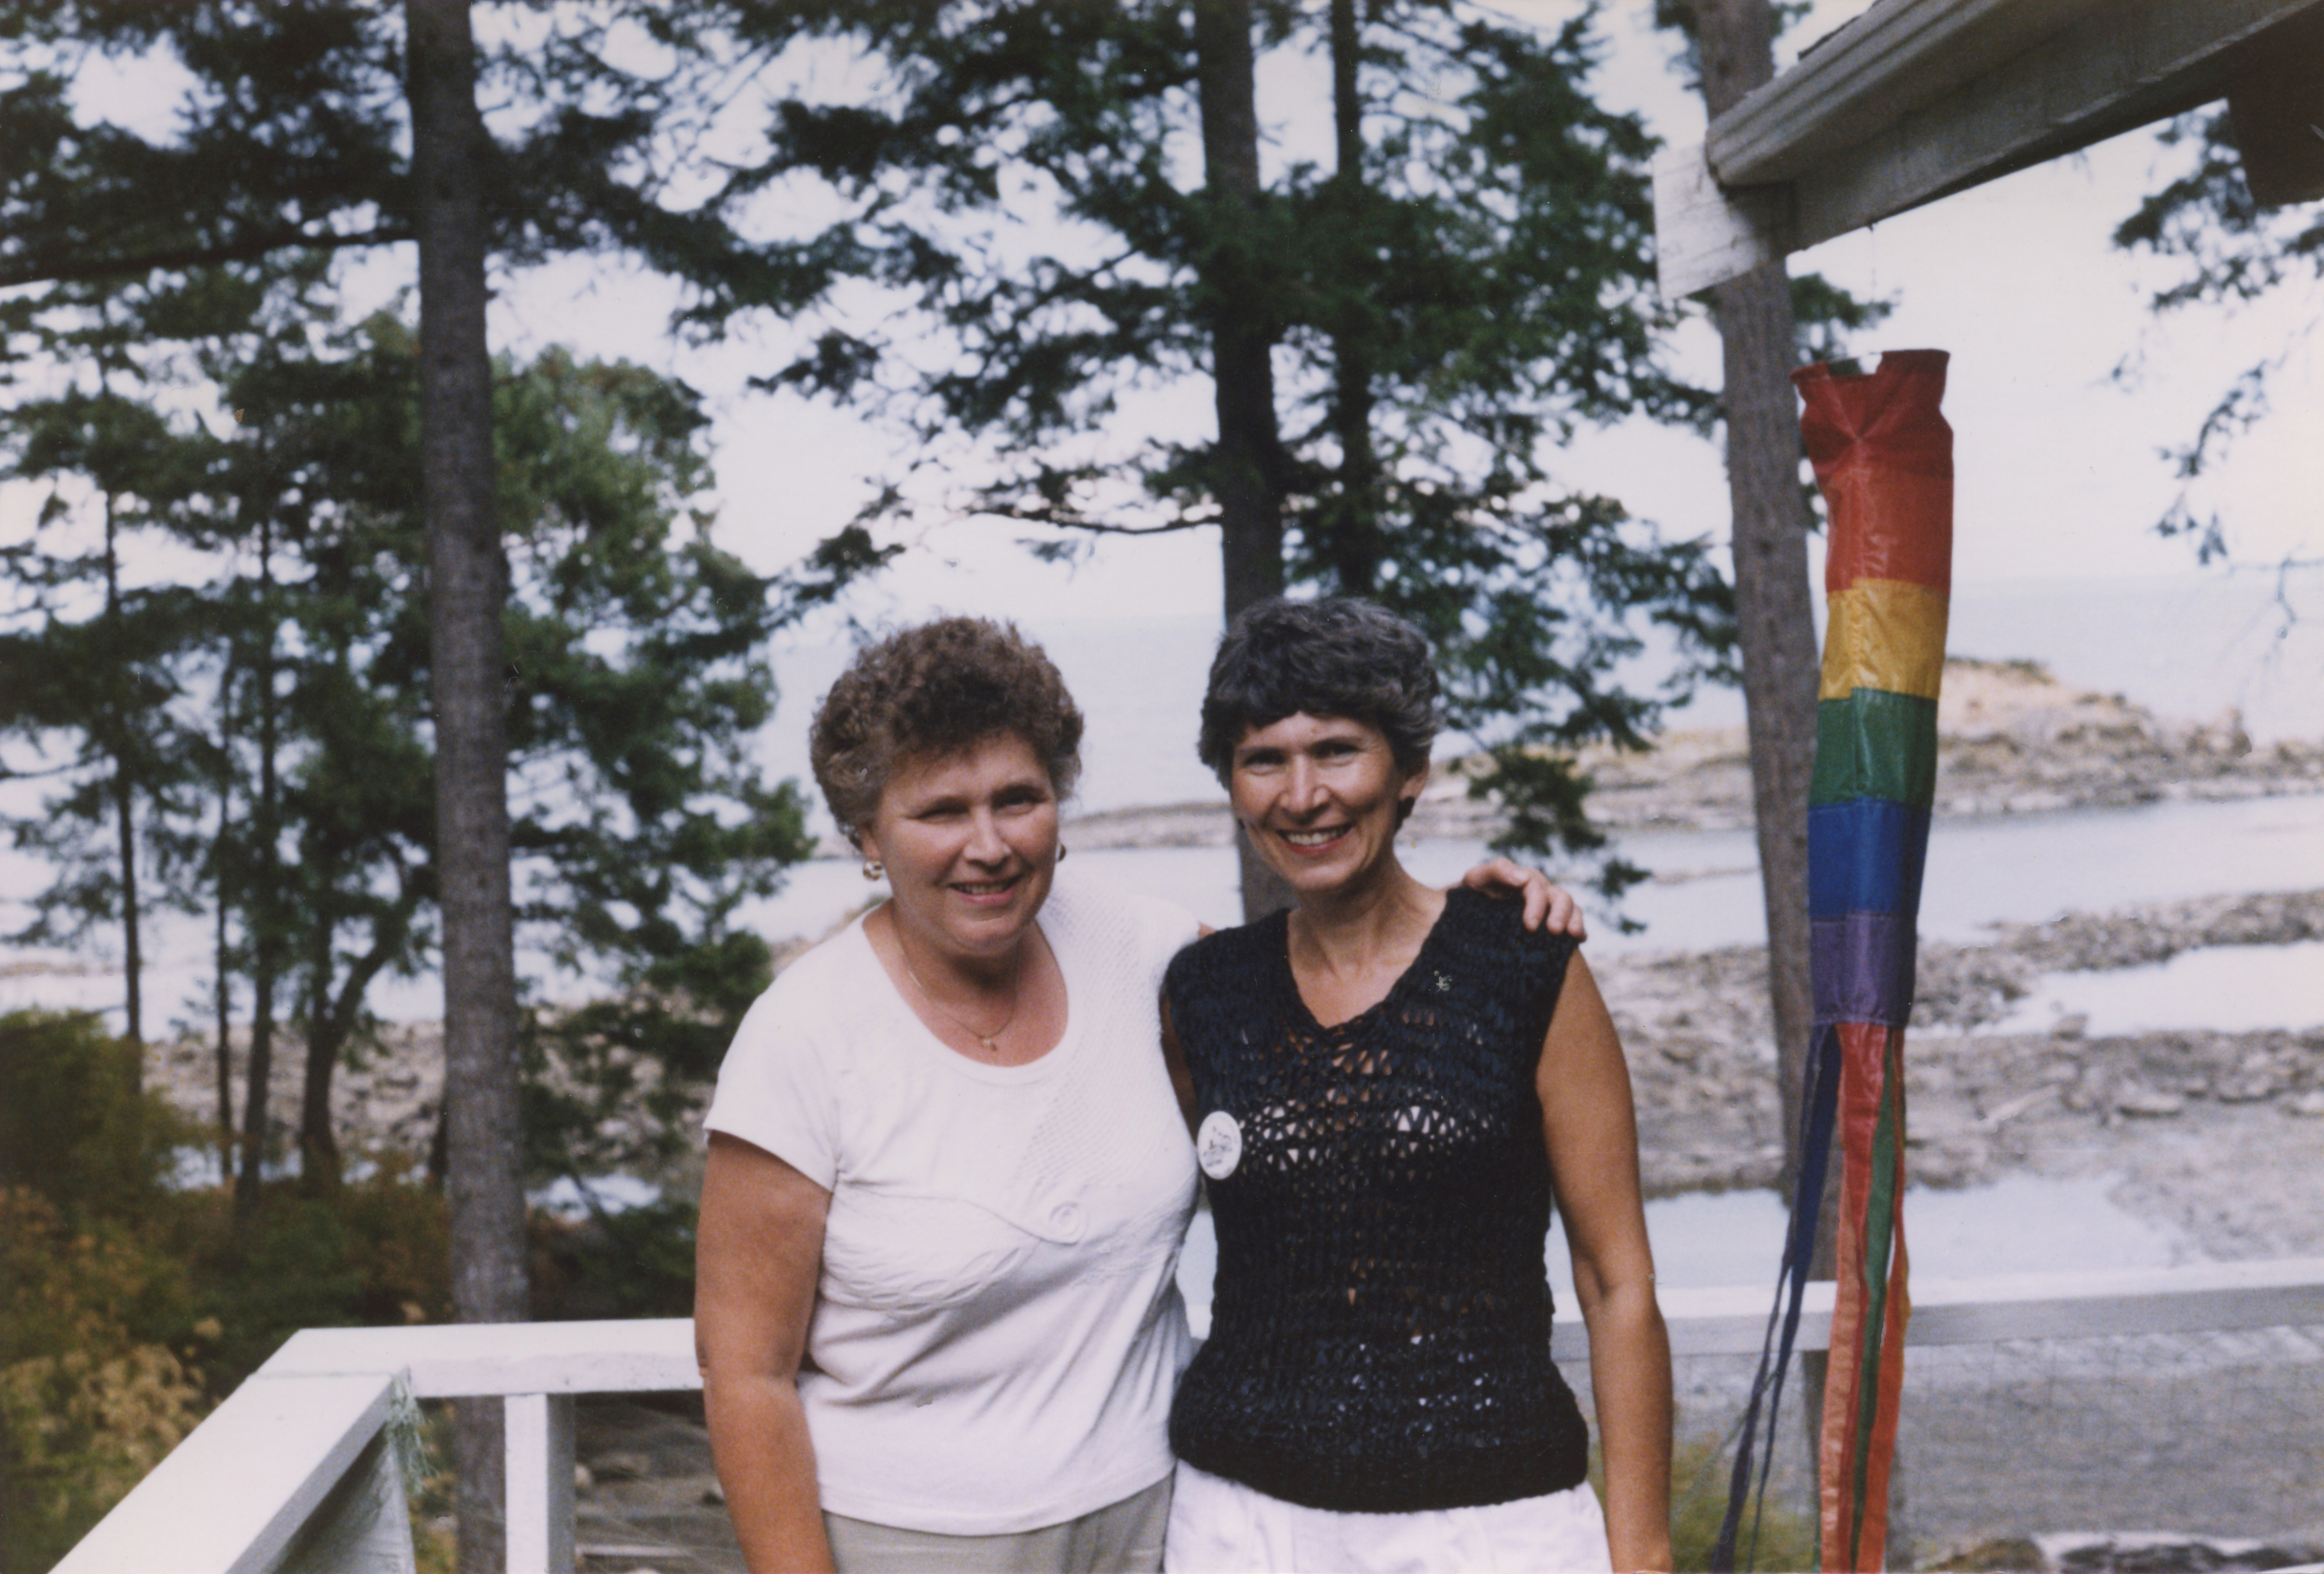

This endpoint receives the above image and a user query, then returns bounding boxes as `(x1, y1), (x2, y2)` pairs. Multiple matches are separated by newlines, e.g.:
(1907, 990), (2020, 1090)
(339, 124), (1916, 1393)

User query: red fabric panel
(1793, 351), (1954, 596)
(1817, 1021), (1891, 1565)
(1855, 1030), (1914, 1568)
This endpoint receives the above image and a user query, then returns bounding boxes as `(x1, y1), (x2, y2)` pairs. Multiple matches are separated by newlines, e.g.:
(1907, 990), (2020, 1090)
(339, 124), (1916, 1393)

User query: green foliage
(2, 0), (881, 1185)
(0, 3), (770, 305)
(0, 1012), (193, 1222)
(168, 1171), (451, 1392)
(0, 1189), (209, 1574)
(2, 282), (817, 1173)
(531, 1197), (700, 1323)
(1669, 1431), (1818, 1572)
(0, 1010), (463, 1567)
(711, 0), (1749, 892)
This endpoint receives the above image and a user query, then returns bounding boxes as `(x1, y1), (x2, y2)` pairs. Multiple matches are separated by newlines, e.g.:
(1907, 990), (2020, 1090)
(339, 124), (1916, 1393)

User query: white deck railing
(56, 1257), (2324, 1574)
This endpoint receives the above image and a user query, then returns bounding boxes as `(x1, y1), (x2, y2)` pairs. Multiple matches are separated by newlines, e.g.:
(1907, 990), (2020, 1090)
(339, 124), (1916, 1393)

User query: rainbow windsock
(1710, 351), (1950, 1574)
(1801, 349), (1951, 1571)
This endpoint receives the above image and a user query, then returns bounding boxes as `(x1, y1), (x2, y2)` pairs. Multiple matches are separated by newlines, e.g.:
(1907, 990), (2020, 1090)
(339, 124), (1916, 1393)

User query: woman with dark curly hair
(1161, 597), (1671, 1573)
(694, 615), (1579, 1574)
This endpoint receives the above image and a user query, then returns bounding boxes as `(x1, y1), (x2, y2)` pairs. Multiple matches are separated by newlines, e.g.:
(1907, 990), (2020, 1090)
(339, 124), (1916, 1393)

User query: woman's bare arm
(1538, 951), (1673, 1573)
(696, 1132), (836, 1574)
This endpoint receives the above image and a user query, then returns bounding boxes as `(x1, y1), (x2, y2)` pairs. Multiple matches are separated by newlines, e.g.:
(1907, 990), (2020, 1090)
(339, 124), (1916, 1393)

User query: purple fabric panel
(1811, 911), (1918, 1027)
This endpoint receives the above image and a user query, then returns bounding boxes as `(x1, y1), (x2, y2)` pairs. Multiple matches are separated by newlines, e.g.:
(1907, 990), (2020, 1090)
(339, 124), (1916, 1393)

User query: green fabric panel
(1812, 691), (1939, 808)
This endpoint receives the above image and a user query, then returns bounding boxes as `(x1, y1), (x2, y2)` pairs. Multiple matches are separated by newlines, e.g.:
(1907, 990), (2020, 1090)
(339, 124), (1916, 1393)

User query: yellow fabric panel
(1820, 579), (1949, 701)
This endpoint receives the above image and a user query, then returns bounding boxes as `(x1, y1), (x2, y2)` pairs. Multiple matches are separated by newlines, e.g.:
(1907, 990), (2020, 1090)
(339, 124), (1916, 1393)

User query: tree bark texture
(1688, 0), (1824, 1220)
(1194, 0), (1295, 922)
(301, 927), (341, 1193)
(1688, 0), (1839, 1513)
(104, 497), (143, 1051)
(406, 1), (527, 1566)
(235, 525), (282, 1216)
(1324, 0), (1382, 598)
(214, 814), (234, 1182)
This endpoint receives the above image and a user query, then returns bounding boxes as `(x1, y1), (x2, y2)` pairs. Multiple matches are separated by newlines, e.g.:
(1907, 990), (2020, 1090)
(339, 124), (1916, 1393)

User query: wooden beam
(1708, 0), (2114, 187)
(1656, 0), (2324, 296)
(53, 1372), (405, 1574)
(1653, 140), (1794, 298)
(259, 1317), (701, 1397)
(2230, 3), (2324, 203)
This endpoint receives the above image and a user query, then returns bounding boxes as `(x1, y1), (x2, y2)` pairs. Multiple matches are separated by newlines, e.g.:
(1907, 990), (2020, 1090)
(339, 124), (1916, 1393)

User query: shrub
(0, 1011), (193, 1221)
(531, 1195), (697, 1322)
(1670, 1431), (1819, 1573)
(0, 1189), (209, 1572)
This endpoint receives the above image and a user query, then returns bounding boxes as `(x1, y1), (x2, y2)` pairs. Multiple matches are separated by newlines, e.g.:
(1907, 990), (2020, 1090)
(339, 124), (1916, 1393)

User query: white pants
(1163, 1461), (1613, 1574)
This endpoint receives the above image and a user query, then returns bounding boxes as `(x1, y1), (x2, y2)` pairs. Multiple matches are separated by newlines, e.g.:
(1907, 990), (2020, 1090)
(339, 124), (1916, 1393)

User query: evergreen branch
(0, 226), (407, 291)
(971, 505), (1210, 536)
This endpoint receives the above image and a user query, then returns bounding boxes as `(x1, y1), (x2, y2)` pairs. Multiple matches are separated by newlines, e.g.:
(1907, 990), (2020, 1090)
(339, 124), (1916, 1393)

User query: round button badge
(1196, 1110), (1243, 1180)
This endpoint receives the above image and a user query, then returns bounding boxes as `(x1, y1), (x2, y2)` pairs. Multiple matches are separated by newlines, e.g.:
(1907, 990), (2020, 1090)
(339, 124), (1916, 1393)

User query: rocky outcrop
(1041, 659), (2324, 851)
(1597, 888), (2324, 1225)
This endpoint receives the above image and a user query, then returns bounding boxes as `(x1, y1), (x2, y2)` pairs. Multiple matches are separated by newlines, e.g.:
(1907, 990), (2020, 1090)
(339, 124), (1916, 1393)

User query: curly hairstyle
(1197, 596), (1441, 784)
(810, 617), (1084, 846)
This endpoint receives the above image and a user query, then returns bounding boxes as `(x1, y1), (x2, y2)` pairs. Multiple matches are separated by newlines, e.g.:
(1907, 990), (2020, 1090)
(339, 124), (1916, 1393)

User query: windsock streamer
(1711, 351), (1951, 1573)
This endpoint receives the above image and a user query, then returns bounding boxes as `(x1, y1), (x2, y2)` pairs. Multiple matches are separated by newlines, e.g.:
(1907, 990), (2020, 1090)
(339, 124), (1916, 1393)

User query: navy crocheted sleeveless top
(1164, 887), (1591, 1513)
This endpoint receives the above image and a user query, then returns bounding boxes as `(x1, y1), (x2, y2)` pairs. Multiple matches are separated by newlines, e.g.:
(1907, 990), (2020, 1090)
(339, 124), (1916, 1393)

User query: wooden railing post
(504, 1391), (575, 1574)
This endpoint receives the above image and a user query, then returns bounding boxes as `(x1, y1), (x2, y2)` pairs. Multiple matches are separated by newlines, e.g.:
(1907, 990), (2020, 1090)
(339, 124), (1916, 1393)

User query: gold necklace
(898, 946), (1021, 1056)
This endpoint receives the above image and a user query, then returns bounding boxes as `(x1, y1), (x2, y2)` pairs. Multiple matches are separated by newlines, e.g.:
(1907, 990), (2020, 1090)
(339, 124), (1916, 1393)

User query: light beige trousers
(824, 1474), (1172, 1574)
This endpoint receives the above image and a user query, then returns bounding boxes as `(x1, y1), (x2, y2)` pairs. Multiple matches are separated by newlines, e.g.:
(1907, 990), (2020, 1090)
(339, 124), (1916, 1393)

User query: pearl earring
(862, 858), (884, 881)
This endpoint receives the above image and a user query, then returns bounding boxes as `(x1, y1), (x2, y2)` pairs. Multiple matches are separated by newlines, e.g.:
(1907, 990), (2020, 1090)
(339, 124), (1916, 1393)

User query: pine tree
(2114, 107), (2324, 563)
(3, 12), (850, 1556)
(724, 0), (1734, 905)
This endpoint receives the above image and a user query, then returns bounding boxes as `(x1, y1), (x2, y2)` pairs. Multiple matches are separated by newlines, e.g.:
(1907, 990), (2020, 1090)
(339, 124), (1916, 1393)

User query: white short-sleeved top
(704, 868), (1204, 1536)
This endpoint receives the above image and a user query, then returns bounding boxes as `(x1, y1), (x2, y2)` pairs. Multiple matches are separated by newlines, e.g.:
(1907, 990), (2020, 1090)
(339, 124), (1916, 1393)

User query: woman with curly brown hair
(693, 615), (1579, 1574)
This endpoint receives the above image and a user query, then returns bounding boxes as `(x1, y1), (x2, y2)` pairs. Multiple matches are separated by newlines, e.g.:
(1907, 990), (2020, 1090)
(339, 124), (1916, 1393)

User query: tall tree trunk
(103, 493), (143, 1053)
(214, 844), (234, 1183)
(407, 3), (528, 1566)
(1687, 0), (1824, 1220)
(1688, 0), (1836, 1505)
(1194, 0), (1295, 922)
(114, 763), (141, 1047)
(300, 918), (342, 1193)
(236, 523), (282, 1215)
(302, 899), (416, 1195)
(1324, 0), (1381, 598)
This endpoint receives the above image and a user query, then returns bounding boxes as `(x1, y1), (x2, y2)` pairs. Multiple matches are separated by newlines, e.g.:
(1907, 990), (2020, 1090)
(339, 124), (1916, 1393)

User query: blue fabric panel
(1807, 799), (1932, 920)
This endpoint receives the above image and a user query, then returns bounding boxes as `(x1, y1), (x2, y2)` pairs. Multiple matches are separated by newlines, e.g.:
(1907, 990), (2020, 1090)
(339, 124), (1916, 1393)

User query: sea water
(11, 790), (2321, 1022)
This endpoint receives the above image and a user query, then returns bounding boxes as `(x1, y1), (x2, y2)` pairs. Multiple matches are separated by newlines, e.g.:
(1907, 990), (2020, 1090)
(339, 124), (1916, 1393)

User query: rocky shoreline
(1602, 887), (2324, 1244)
(143, 885), (2324, 1250)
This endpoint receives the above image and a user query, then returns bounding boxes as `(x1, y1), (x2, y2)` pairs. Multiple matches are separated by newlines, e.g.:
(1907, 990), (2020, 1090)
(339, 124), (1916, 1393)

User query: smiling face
(858, 732), (1061, 964)
(1229, 712), (1425, 897)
